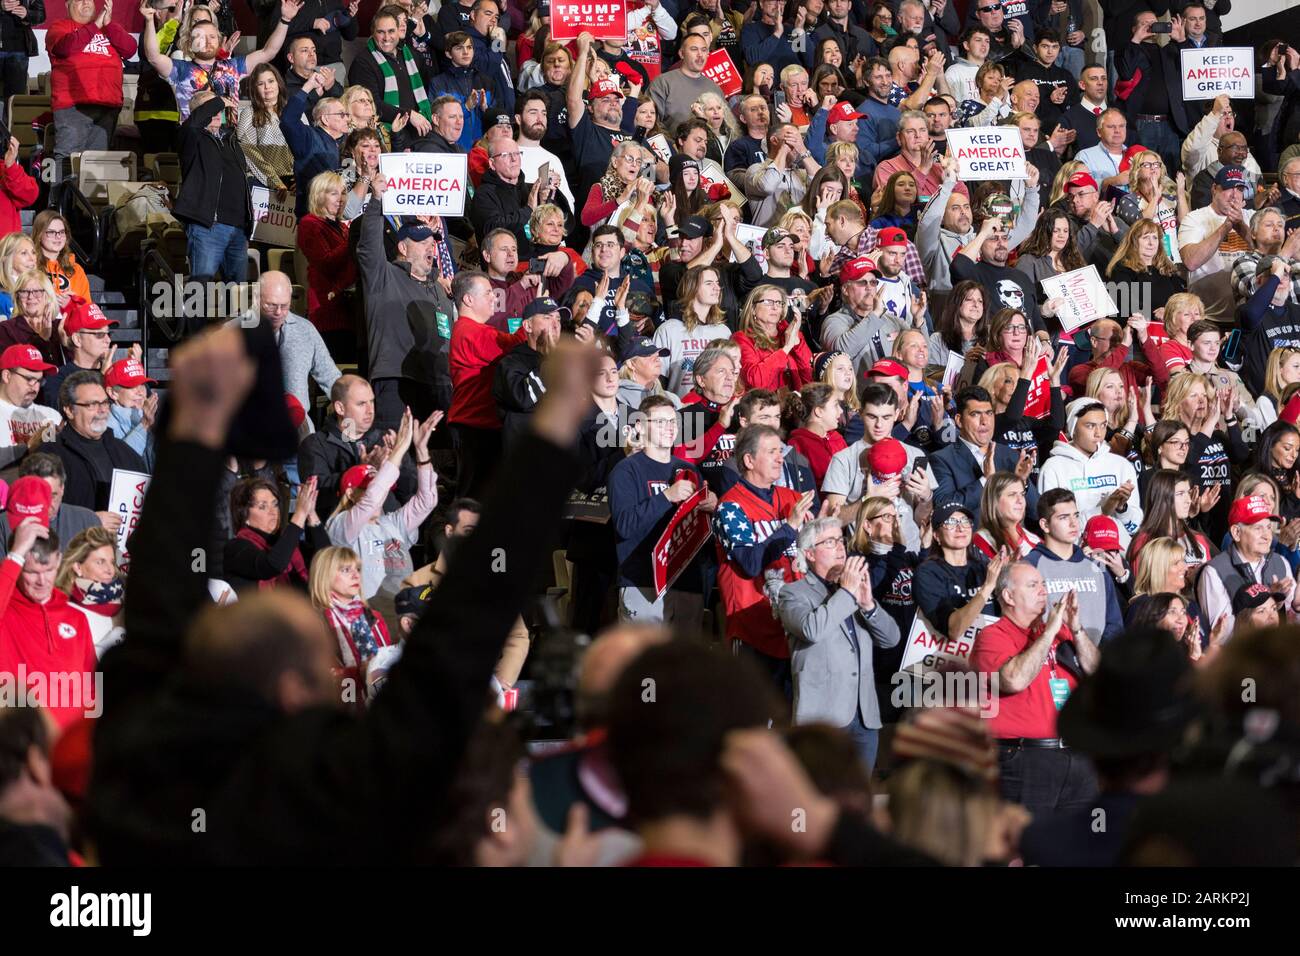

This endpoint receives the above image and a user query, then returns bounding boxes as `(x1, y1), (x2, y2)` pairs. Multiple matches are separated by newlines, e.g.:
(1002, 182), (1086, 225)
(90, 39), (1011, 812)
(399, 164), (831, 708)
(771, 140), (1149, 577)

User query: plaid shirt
(1230, 252), (1300, 304)
(830, 226), (927, 289)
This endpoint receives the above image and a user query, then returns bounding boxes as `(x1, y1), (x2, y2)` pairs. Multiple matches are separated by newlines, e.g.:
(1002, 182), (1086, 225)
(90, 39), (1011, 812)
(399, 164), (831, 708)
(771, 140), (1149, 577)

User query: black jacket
(492, 340), (544, 447)
(280, 0), (358, 68)
(173, 95), (253, 230)
(86, 426), (580, 864)
(37, 428), (148, 512)
(467, 167), (533, 247)
(222, 522), (330, 594)
(0, 0), (43, 57)
(347, 44), (418, 125)
(1116, 39), (1192, 136)
(297, 418), (416, 519)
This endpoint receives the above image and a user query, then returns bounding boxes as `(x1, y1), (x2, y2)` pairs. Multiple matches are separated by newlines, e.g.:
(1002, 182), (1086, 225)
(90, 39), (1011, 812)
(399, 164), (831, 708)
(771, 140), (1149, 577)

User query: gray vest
(1205, 545), (1291, 606)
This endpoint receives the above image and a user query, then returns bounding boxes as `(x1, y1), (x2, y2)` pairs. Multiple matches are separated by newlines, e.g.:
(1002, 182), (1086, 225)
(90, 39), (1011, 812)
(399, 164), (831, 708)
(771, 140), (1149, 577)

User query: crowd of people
(0, 0), (1298, 869)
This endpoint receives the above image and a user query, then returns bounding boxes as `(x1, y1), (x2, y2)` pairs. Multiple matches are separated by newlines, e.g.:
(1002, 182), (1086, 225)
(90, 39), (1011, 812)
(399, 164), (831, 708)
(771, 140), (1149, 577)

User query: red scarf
(235, 526), (308, 590)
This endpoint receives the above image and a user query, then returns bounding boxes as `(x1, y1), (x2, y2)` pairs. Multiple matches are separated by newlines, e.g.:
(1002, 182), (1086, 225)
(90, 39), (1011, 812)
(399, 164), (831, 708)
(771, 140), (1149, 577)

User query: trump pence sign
(550, 0), (627, 41)
(945, 126), (1027, 181)
(379, 153), (468, 217)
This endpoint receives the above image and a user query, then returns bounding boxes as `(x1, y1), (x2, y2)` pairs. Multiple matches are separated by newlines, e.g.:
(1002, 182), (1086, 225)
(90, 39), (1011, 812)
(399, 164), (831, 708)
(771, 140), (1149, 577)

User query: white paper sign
(379, 152), (469, 217)
(1041, 264), (1119, 334)
(942, 350), (966, 390)
(898, 611), (997, 673)
(1180, 47), (1254, 101)
(945, 126), (1027, 181)
(644, 133), (673, 164)
(108, 468), (151, 570)
(250, 186), (298, 248)
(734, 223), (768, 270)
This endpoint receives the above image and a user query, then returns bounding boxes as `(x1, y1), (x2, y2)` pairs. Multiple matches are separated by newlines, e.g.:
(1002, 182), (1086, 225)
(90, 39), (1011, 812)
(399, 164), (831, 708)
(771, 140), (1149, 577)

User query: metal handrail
(54, 177), (102, 272)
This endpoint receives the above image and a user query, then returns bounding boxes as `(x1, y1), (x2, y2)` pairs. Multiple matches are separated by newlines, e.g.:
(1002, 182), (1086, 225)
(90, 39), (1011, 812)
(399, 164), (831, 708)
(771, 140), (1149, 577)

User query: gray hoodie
(917, 175), (1039, 293)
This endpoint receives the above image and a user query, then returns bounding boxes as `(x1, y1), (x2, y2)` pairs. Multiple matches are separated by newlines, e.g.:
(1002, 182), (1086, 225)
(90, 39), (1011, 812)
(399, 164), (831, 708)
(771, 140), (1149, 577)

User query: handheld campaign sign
(1040, 264), (1119, 334)
(652, 483), (712, 599)
(1180, 47), (1254, 100)
(550, 0), (627, 41)
(109, 468), (151, 570)
(702, 49), (743, 97)
(945, 126), (1027, 181)
(379, 153), (469, 217)
(250, 186), (297, 247)
(897, 612), (997, 673)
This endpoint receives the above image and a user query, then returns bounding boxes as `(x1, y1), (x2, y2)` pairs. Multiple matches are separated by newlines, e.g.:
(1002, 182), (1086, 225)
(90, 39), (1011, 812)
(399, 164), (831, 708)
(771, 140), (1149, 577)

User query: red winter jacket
(297, 215), (356, 335)
(0, 558), (98, 729)
(0, 161), (37, 239)
(448, 317), (527, 430)
(735, 324), (814, 392)
(45, 19), (137, 111)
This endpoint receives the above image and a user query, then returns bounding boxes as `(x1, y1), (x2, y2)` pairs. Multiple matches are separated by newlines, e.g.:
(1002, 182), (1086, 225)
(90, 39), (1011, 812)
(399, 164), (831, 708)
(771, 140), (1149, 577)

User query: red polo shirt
(970, 615), (1077, 740)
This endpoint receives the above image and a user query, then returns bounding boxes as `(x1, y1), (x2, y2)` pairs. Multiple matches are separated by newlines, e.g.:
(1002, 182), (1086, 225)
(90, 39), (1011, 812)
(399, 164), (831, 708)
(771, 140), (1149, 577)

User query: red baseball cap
(827, 101), (866, 125)
(1084, 514), (1121, 552)
(867, 358), (908, 380)
(1281, 391), (1300, 426)
(63, 297), (117, 335)
(1065, 170), (1098, 193)
(841, 256), (881, 282)
(0, 344), (56, 374)
(587, 77), (623, 100)
(1228, 495), (1279, 527)
(877, 226), (908, 249)
(7, 474), (51, 528)
(867, 438), (908, 480)
(339, 464), (377, 498)
(104, 358), (155, 389)
(1117, 144), (1148, 174)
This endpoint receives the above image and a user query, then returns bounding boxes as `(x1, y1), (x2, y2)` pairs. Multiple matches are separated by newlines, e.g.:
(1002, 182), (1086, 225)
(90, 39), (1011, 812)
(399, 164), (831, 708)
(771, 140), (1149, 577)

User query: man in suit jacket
(777, 517), (900, 773)
(931, 385), (1038, 523)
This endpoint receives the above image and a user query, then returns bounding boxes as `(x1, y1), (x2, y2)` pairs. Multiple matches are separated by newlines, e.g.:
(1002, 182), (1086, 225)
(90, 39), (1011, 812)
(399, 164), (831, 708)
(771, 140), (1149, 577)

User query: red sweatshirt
(0, 558), (98, 729)
(448, 317), (527, 430)
(46, 19), (137, 111)
(787, 427), (846, 488)
(734, 325), (814, 392)
(0, 160), (38, 240)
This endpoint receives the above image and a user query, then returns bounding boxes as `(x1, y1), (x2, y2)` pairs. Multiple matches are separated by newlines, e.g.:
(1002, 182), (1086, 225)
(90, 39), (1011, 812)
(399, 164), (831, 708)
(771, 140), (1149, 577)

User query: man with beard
(515, 90), (574, 218)
(951, 211), (1055, 331)
(567, 35), (631, 209)
(1056, 170), (1126, 265)
(493, 297), (562, 447)
(0, 346), (61, 471)
(648, 32), (723, 132)
(738, 228), (815, 303)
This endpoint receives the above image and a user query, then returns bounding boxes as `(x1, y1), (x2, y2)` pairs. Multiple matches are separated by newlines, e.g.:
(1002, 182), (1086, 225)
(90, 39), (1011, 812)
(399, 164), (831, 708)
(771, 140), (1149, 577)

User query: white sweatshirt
(1038, 441), (1143, 546)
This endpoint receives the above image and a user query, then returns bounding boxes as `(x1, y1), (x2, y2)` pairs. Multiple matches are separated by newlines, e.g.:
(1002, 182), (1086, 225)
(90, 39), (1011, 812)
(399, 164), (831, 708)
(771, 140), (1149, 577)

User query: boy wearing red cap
(0, 345), (61, 468)
(104, 357), (157, 470)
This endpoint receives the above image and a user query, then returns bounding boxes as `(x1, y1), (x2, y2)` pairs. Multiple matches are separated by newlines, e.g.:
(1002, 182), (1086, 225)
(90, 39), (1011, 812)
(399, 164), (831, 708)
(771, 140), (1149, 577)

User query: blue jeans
(0, 52), (27, 124)
(842, 711), (880, 775)
(1133, 116), (1182, 179)
(1055, 46), (1085, 81)
(186, 222), (248, 281)
(996, 743), (1098, 817)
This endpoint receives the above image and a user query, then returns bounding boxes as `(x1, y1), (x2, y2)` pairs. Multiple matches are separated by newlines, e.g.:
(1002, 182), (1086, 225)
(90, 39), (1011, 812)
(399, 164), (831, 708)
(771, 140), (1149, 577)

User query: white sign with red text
(109, 468), (151, 571)
(1180, 47), (1254, 100)
(379, 152), (468, 217)
(945, 126), (1027, 180)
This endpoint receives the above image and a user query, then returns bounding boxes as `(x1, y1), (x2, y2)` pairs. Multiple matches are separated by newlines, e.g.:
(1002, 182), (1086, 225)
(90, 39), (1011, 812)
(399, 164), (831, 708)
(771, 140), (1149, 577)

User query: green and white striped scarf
(369, 38), (431, 122)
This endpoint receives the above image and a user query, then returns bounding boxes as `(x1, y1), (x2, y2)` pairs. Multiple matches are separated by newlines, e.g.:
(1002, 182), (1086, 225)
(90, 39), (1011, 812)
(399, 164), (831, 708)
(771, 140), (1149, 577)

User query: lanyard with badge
(1046, 638), (1070, 710)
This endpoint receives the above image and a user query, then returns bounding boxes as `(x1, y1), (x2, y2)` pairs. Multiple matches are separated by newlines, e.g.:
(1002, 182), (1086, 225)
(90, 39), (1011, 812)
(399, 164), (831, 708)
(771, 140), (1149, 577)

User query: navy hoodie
(608, 452), (706, 590)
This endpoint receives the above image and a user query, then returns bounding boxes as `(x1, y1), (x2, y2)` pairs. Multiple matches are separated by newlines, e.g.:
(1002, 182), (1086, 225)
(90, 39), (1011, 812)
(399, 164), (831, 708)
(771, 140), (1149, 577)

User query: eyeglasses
(942, 515), (973, 529)
(492, 151), (522, 161)
(71, 399), (110, 410)
(1163, 438), (1190, 449)
(321, 110), (347, 119)
(1005, 324), (1028, 333)
(1138, 161), (1161, 170)
(977, 4), (1000, 11)
(756, 298), (783, 307)
(9, 370), (41, 384)
(813, 536), (846, 551)
(16, 288), (44, 297)
(76, 330), (111, 339)
(43, 229), (66, 238)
